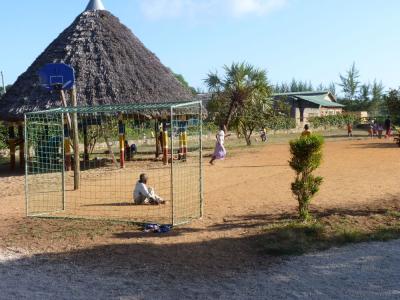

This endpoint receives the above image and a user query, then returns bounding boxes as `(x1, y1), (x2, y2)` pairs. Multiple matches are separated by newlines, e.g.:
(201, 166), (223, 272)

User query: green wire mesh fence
(25, 101), (203, 226)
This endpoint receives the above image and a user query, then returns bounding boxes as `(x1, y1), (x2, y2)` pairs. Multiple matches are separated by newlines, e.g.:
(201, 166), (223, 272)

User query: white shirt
(217, 130), (225, 145)
(133, 181), (151, 200)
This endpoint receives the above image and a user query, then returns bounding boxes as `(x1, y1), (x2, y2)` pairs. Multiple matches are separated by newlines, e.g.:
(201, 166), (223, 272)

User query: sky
(0, 0), (399, 92)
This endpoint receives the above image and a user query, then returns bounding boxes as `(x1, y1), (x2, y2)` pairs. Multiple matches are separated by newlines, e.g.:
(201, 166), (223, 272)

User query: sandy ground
(1, 240), (399, 299)
(0, 138), (400, 299)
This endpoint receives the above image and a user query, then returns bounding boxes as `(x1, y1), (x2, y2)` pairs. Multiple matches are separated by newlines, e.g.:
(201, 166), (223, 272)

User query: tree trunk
(225, 100), (238, 128)
(298, 199), (310, 221)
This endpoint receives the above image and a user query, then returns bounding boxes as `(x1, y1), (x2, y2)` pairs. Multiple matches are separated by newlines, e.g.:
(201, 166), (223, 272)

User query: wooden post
(70, 88), (80, 190)
(60, 90), (72, 129)
(155, 120), (160, 159)
(182, 131), (188, 161)
(64, 123), (72, 171)
(18, 124), (24, 169)
(8, 125), (16, 170)
(118, 118), (125, 168)
(178, 132), (183, 160)
(83, 124), (89, 162)
(162, 129), (169, 165)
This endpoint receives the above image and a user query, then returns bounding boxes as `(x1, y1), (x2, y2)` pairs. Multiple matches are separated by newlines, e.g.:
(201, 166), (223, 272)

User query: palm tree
(204, 62), (271, 128)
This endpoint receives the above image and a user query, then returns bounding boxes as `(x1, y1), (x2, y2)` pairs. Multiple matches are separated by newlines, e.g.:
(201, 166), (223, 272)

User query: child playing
(210, 124), (231, 165)
(301, 124), (311, 138)
(133, 173), (165, 205)
(347, 123), (353, 137)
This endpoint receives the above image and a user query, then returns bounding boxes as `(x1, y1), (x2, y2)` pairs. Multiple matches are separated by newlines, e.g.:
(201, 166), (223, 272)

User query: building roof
(295, 95), (344, 108)
(0, 2), (193, 121)
(273, 91), (344, 108)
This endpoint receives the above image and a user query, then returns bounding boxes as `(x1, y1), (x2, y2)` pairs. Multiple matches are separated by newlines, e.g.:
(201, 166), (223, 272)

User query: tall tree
(385, 88), (400, 117)
(358, 83), (371, 101)
(173, 73), (197, 95)
(328, 82), (336, 95)
(205, 62), (272, 128)
(339, 62), (360, 100)
(290, 79), (298, 92)
(371, 79), (384, 102)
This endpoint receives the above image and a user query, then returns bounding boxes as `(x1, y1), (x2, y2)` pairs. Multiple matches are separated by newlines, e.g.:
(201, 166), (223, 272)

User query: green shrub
(289, 135), (324, 221)
(308, 113), (361, 129)
(0, 122), (8, 150)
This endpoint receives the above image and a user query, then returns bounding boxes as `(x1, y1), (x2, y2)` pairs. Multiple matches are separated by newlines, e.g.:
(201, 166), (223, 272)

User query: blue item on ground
(143, 224), (172, 233)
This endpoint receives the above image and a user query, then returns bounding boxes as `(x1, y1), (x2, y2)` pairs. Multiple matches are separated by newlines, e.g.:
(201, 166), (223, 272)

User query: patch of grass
(386, 209), (400, 218)
(259, 215), (400, 256)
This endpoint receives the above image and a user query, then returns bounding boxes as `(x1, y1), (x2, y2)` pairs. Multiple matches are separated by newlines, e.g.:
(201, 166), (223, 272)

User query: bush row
(308, 114), (361, 129)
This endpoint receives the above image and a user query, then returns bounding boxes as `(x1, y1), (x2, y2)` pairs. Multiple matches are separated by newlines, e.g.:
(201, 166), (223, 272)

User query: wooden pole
(60, 90), (72, 129)
(18, 124), (24, 169)
(162, 129), (169, 165)
(83, 124), (89, 162)
(8, 125), (16, 170)
(118, 118), (125, 168)
(64, 123), (72, 171)
(183, 131), (188, 161)
(155, 120), (160, 159)
(70, 88), (80, 190)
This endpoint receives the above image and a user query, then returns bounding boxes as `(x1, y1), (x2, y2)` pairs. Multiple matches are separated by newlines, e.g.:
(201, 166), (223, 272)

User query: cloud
(139, 0), (288, 20)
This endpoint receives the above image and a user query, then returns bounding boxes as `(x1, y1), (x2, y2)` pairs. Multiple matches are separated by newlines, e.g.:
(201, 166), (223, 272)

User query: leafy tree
(328, 82), (336, 95)
(290, 79), (299, 92)
(339, 62), (360, 100)
(174, 73), (197, 95)
(289, 135), (324, 221)
(316, 83), (325, 91)
(371, 80), (384, 102)
(358, 83), (371, 101)
(385, 88), (400, 120)
(205, 62), (272, 128)
(231, 98), (270, 146)
(0, 122), (7, 150)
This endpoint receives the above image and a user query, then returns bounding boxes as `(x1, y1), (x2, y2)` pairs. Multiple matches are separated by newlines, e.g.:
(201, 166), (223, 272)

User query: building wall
(320, 107), (343, 116)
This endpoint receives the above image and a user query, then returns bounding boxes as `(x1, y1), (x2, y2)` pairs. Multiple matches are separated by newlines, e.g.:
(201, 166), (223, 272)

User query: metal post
(199, 102), (204, 218)
(61, 113), (66, 211)
(170, 106), (174, 226)
(24, 114), (29, 217)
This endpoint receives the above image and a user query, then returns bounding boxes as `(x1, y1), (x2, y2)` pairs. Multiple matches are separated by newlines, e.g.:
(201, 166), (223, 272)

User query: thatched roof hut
(0, 0), (193, 122)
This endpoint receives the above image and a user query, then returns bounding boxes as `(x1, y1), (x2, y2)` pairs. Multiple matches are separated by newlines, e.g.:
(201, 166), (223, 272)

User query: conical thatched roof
(0, 8), (193, 122)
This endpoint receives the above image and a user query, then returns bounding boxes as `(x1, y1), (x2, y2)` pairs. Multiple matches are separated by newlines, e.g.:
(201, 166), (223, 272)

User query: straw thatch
(0, 10), (193, 122)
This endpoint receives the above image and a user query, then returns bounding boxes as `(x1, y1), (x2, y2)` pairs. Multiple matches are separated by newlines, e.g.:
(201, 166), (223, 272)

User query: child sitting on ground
(133, 173), (165, 205)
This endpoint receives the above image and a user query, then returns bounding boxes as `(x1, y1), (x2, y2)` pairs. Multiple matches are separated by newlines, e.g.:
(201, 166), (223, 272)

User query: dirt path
(0, 138), (399, 298)
(1, 239), (399, 299)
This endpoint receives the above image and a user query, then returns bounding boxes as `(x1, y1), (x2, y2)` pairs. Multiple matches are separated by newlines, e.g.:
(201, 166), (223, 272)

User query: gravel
(1, 240), (400, 300)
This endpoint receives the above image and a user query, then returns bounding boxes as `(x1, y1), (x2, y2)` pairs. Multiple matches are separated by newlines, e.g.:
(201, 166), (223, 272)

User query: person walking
(385, 116), (392, 138)
(210, 124), (230, 165)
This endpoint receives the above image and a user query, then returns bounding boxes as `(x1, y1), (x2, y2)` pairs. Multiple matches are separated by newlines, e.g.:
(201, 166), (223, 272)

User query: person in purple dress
(210, 124), (230, 165)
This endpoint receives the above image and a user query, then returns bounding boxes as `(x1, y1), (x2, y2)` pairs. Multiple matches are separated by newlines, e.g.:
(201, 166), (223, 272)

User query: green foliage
(205, 62), (273, 145)
(174, 73), (197, 95)
(339, 62), (360, 100)
(230, 98), (271, 145)
(385, 89), (400, 123)
(274, 79), (313, 93)
(264, 114), (296, 131)
(289, 135), (324, 221)
(0, 122), (7, 150)
(205, 62), (272, 128)
(308, 113), (360, 129)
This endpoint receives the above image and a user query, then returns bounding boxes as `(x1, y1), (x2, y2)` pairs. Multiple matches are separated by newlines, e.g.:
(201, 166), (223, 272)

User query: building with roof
(0, 0), (193, 123)
(273, 91), (345, 125)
